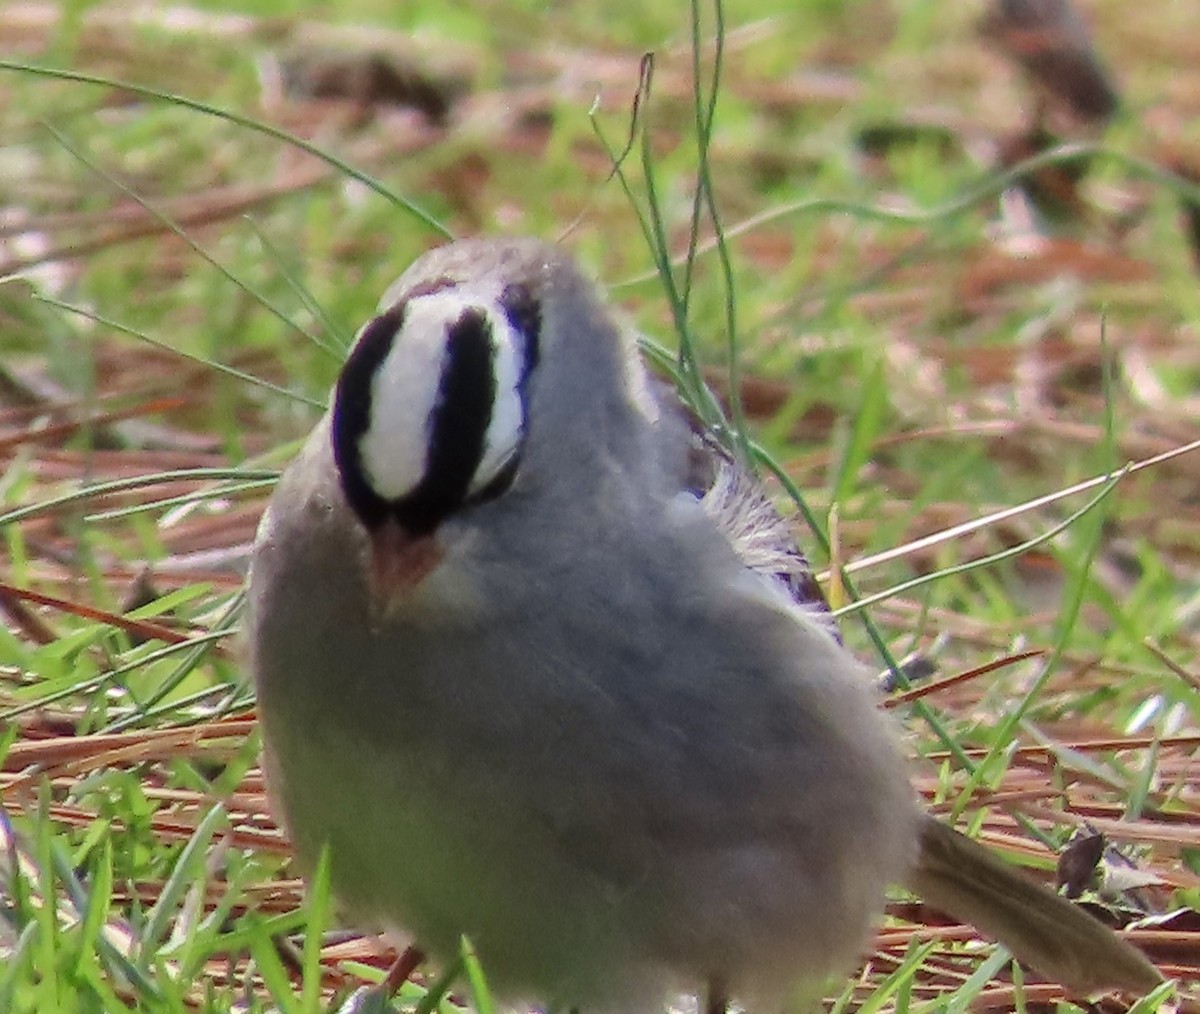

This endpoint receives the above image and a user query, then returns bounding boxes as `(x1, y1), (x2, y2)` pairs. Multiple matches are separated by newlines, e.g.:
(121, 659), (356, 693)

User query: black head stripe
(331, 286), (543, 538)
(393, 307), (497, 536)
(500, 283), (541, 379)
(331, 303), (405, 528)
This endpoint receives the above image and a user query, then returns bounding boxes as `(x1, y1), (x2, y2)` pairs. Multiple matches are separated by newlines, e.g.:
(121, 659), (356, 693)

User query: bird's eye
(331, 282), (541, 535)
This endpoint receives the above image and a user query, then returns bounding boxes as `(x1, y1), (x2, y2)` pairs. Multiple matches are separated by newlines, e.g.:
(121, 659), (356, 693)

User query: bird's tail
(907, 814), (1163, 996)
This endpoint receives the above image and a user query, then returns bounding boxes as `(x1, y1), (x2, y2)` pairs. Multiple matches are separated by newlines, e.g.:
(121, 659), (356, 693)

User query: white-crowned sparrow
(248, 238), (1161, 1012)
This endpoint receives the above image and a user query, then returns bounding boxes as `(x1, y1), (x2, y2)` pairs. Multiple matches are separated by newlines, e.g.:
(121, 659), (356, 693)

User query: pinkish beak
(368, 522), (444, 613)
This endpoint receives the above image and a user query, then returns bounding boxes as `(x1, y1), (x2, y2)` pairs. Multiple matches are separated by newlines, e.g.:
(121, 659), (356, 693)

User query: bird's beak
(368, 523), (443, 616)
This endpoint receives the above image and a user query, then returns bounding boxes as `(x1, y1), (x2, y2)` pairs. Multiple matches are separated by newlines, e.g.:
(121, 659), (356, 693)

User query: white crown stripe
(356, 283), (529, 507)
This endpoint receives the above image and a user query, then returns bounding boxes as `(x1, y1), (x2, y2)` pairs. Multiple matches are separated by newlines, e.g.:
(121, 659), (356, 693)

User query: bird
(247, 237), (1162, 1013)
